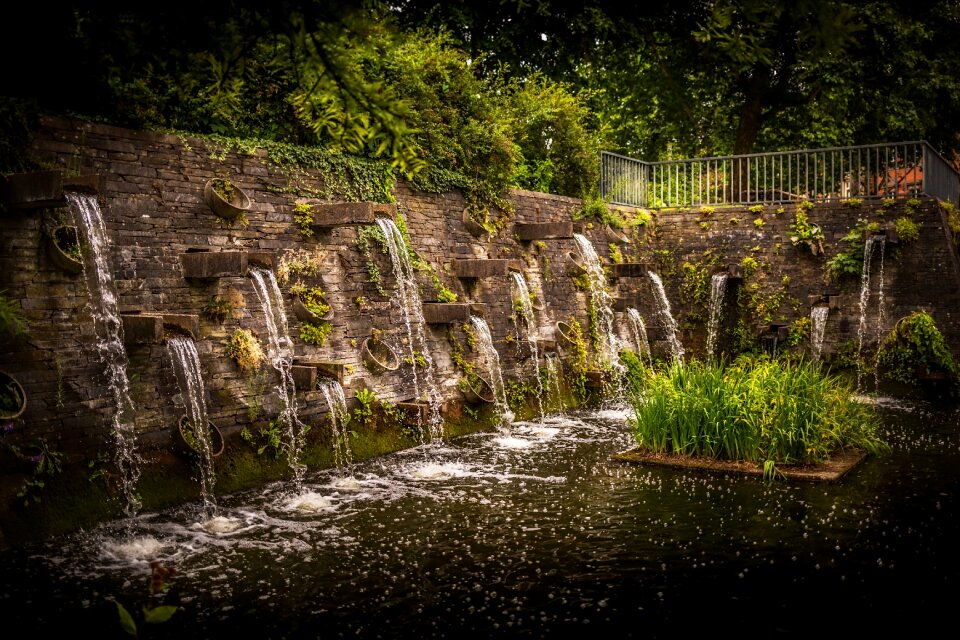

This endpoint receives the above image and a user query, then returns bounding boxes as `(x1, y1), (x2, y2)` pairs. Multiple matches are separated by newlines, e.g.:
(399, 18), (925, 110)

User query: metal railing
(600, 141), (960, 209)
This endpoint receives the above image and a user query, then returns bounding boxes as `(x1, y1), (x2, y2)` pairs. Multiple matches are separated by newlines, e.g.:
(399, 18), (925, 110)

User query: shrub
(894, 216), (919, 244)
(876, 311), (957, 385)
(225, 329), (265, 371)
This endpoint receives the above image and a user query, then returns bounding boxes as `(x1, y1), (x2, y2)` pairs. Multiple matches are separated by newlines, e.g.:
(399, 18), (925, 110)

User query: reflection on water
(2, 400), (959, 637)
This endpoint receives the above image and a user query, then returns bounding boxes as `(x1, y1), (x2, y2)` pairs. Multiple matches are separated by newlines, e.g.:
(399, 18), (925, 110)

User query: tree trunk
(731, 67), (770, 201)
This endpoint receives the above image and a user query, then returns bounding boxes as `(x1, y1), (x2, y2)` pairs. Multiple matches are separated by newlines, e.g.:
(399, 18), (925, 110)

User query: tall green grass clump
(626, 356), (888, 479)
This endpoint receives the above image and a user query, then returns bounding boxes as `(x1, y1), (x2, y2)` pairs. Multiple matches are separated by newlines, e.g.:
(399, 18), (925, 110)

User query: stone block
(161, 314), (200, 340)
(1, 170), (63, 209)
(421, 303), (471, 324)
(611, 263), (648, 278)
(514, 221), (574, 240)
(180, 251), (248, 279)
(121, 313), (163, 345)
(310, 201), (397, 227)
(290, 365), (317, 392)
(451, 259), (515, 278)
(297, 360), (345, 385)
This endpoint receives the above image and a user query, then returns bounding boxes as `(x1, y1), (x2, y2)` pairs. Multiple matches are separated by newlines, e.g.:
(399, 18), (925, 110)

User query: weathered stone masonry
(2, 115), (959, 493)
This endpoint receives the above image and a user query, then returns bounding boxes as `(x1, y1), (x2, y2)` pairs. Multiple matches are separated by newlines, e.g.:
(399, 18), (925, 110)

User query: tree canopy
(3, 0), (958, 199)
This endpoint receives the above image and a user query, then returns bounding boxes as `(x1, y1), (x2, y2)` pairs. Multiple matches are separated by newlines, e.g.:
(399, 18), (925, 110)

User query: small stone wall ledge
(309, 202), (397, 228)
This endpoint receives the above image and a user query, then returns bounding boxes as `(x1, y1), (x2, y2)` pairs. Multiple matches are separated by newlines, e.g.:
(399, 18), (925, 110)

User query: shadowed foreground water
(1, 398), (958, 638)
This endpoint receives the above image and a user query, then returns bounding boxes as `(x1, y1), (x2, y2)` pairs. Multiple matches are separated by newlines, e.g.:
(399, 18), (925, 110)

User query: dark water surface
(1, 398), (958, 638)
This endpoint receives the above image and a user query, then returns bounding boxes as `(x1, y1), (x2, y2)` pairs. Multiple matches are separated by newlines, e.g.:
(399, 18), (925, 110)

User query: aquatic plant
(626, 356), (889, 479)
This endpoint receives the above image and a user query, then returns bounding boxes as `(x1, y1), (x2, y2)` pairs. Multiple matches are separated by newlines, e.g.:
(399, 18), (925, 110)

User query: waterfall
(572, 234), (622, 367)
(810, 306), (830, 363)
(510, 271), (545, 420)
(470, 315), (513, 428)
(166, 336), (217, 516)
(66, 192), (142, 518)
(647, 271), (685, 363)
(318, 379), (352, 471)
(856, 236), (885, 391)
(249, 266), (308, 490)
(626, 308), (654, 369)
(376, 218), (444, 442)
(705, 274), (728, 359)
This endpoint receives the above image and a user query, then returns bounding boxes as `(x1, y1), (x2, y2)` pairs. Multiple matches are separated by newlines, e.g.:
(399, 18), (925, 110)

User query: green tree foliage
(398, 0), (960, 162)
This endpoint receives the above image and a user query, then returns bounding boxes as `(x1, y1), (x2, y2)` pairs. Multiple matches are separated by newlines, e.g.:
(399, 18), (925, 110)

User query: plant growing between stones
(299, 320), (332, 347)
(200, 297), (234, 323)
(225, 329), (265, 371)
(293, 202), (315, 238)
(5, 438), (64, 506)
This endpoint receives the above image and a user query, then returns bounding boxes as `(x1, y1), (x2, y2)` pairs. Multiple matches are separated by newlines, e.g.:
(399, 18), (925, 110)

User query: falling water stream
(626, 308), (654, 369)
(810, 305), (830, 363)
(510, 271), (545, 420)
(1, 399), (958, 638)
(705, 273), (728, 359)
(647, 271), (685, 363)
(572, 234), (621, 367)
(66, 191), (142, 518)
(376, 218), (444, 441)
(856, 236), (886, 391)
(319, 378), (353, 471)
(249, 266), (307, 491)
(166, 336), (217, 517)
(470, 315), (513, 428)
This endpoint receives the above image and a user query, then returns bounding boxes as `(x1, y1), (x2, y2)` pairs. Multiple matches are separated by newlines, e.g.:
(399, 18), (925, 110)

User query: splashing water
(647, 271), (685, 363)
(572, 234), (622, 367)
(66, 192), (142, 517)
(626, 308), (654, 369)
(810, 305), (830, 363)
(705, 273), (728, 359)
(319, 379), (353, 471)
(856, 236), (885, 392)
(510, 271), (545, 420)
(376, 218), (444, 441)
(166, 336), (217, 516)
(470, 315), (514, 428)
(249, 266), (308, 490)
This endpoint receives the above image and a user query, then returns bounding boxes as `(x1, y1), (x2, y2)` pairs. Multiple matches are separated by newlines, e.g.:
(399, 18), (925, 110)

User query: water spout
(572, 234), (622, 367)
(249, 266), (307, 490)
(810, 306), (830, 363)
(510, 271), (544, 420)
(376, 218), (444, 442)
(705, 273), (728, 359)
(647, 271), (685, 363)
(166, 336), (217, 516)
(470, 315), (513, 428)
(319, 379), (352, 471)
(66, 192), (142, 517)
(856, 236), (885, 391)
(626, 308), (654, 369)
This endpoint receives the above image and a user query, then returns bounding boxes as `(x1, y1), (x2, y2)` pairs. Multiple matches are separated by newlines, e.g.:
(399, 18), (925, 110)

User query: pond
(1, 396), (958, 638)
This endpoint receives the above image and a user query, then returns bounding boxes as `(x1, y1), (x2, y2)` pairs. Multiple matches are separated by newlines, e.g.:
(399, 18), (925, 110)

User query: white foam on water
(284, 492), (336, 513)
(197, 516), (244, 534)
(494, 436), (535, 449)
(102, 536), (167, 564)
(409, 462), (471, 480)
